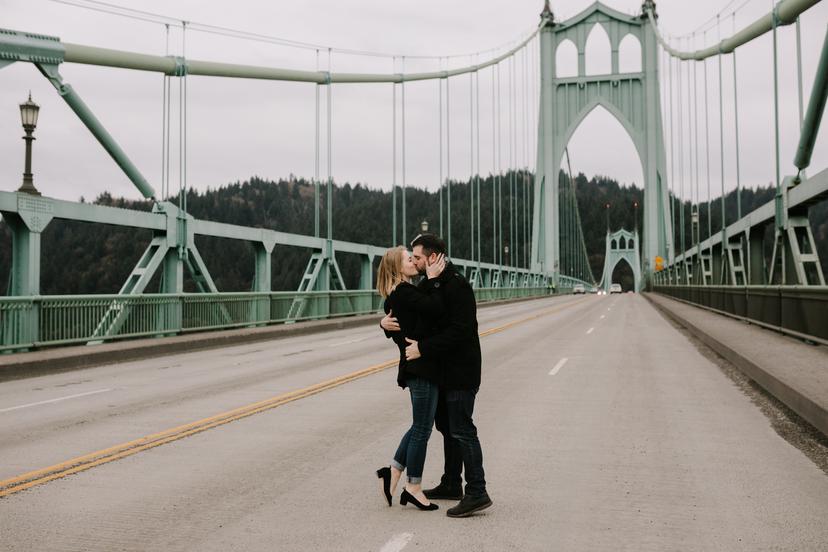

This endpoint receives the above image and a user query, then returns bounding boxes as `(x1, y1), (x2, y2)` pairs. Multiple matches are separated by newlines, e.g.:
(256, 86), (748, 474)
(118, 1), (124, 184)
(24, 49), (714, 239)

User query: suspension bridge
(1, 1), (827, 550)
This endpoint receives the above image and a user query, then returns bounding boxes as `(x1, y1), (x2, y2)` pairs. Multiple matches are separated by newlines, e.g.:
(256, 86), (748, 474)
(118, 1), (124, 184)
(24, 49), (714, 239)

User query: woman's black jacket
(383, 281), (444, 388)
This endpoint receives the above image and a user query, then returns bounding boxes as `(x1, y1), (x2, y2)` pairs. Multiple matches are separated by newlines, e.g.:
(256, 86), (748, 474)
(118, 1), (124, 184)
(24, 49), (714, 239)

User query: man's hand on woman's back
(381, 310), (401, 332)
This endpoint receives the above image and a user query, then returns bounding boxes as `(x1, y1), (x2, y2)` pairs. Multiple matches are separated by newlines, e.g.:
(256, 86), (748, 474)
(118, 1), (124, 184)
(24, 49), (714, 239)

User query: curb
(644, 292), (828, 438)
(0, 293), (556, 382)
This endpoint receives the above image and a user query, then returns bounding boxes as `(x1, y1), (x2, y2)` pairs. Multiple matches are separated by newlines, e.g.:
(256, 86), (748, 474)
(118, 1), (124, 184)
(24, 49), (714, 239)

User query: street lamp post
(633, 200), (639, 234)
(18, 92), (41, 196)
(420, 220), (429, 233)
(504, 244), (510, 268)
(605, 203), (610, 232)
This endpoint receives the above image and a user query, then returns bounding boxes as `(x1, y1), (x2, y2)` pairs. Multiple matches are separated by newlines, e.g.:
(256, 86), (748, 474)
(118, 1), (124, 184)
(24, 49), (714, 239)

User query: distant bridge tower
(601, 229), (642, 292)
(531, 0), (673, 287)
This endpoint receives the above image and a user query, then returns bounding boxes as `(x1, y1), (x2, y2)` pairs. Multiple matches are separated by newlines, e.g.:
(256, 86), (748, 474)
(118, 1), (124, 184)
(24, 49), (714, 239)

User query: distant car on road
(573, 284), (586, 294)
(589, 286), (598, 294)
(610, 283), (622, 294)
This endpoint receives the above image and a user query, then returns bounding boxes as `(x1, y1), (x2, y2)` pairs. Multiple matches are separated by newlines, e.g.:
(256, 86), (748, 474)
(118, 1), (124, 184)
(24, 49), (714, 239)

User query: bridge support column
(358, 254), (375, 313)
(253, 243), (273, 325)
(533, 15), (559, 282)
(2, 196), (53, 349)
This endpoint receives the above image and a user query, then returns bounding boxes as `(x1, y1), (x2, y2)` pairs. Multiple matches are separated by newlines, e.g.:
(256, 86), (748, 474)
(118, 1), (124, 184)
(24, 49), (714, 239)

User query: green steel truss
(655, 23), (828, 289)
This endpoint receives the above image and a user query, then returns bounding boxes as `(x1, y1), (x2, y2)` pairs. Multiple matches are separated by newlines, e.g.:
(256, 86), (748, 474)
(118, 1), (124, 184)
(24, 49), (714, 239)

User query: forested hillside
(1, 172), (826, 294)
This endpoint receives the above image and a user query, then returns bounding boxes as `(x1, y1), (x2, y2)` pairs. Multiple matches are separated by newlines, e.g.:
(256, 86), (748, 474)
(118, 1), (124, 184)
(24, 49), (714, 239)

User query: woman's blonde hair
(376, 246), (408, 298)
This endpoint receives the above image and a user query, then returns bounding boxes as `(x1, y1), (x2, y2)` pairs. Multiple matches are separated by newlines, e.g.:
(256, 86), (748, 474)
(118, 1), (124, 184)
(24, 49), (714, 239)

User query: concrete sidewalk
(646, 292), (828, 437)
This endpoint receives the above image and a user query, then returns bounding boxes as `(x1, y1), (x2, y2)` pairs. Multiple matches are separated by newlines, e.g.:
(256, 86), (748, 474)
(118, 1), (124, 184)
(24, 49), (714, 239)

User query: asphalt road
(1, 294), (826, 551)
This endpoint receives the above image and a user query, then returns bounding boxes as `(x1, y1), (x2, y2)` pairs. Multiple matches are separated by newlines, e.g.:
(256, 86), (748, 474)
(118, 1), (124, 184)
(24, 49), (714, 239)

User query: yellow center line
(0, 296), (587, 498)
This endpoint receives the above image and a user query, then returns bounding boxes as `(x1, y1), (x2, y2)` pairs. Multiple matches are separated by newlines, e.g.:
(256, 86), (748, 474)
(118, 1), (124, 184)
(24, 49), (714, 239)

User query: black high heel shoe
(400, 488), (439, 511)
(376, 467), (392, 507)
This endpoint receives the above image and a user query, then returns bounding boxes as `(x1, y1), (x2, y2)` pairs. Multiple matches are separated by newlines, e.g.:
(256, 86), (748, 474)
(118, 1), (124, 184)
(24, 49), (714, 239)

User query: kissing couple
(375, 233), (492, 518)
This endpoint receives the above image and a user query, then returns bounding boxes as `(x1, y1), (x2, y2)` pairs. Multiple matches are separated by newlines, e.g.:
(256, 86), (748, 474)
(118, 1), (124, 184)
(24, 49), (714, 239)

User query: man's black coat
(417, 262), (482, 390)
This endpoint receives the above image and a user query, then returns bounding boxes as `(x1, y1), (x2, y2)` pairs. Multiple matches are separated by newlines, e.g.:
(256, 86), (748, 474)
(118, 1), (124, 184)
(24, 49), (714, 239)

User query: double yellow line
(0, 296), (586, 498)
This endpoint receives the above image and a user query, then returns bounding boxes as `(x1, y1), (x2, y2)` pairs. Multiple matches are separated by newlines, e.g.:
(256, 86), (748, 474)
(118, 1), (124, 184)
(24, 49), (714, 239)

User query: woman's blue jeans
(391, 377), (439, 484)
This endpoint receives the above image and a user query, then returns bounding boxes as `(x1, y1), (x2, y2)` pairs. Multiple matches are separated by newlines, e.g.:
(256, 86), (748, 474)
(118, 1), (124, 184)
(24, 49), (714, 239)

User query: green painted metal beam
(794, 25), (828, 173)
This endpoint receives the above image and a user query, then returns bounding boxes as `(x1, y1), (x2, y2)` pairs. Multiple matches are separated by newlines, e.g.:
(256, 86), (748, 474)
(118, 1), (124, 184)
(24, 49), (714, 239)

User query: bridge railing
(655, 285), (828, 346)
(0, 287), (553, 352)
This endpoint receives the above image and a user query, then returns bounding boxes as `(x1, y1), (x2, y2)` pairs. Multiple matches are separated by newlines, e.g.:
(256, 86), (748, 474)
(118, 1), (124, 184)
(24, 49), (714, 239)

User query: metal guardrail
(654, 285), (828, 345)
(0, 287), (553, 352)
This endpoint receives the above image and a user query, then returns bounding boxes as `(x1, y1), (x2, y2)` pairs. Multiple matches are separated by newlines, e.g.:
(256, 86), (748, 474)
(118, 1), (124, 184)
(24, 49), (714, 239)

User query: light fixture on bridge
(504, 244), (510, 267)
(420, 219), (429, 232)
(633, 201), (639, 233)
(18, 92), (41, 196)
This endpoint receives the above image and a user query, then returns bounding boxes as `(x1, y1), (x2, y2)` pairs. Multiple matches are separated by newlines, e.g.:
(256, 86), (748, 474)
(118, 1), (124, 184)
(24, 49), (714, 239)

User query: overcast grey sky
(1, 0), (826, 204)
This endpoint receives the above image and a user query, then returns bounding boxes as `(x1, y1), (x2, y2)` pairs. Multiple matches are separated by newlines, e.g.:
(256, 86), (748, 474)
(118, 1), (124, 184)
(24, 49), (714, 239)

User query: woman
(375, 246), (446, 511)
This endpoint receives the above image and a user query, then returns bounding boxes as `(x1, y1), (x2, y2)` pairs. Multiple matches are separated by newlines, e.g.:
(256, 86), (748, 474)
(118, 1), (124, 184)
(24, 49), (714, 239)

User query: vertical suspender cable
(392, 56), (397, 245)
(315, 49), (320, 238)
(668, 49), (676, 263)
(771, 3), (782, 283)
(509, 54), (515, 269)
(447, 69), (452, 257)
(475, 65), (481, 267)
(492, 63), (497, 264)
(178, 21), (187, 221)
(402, 56), (407, 243)
(794, 15), (806, 182)
(439, 60), (444, 238)
(688, 36), (694, 248)
(327, 48), (333, 244)
(183, 22), (188, 216)
(693, 35), (700, 251)
(717, 16), (727, 243)
(469, 60), (474, 261)
(703, 33), (712, 253)
(512, 53), (517, 269)
(497, 62), (502, 267)
(161, 24), (170, 201)
(795, 17), (805, 131)
(677, 45), (685, 261)
(523, 46), (529, 270)
(732, 14), (742, 219)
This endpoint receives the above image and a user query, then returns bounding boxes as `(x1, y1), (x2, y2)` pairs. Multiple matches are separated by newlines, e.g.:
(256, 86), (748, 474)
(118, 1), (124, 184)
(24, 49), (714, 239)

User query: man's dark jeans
(434, 388), (487, 497)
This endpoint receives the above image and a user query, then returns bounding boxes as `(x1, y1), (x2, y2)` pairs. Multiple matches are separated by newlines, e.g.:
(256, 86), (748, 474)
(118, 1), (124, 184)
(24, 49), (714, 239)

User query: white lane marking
(327, 336), (372, 347)
(380, 533), (413, 552)
(548, 358), (568, 376)
(0, 388), (113, 414)
(586, 327), (594, 334)
(600, 315), (605, 319)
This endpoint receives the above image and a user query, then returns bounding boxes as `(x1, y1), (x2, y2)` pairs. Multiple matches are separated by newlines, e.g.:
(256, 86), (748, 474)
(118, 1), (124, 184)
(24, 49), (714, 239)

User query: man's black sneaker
(422, 484), (463, 501)
(446, 493), (492, 518)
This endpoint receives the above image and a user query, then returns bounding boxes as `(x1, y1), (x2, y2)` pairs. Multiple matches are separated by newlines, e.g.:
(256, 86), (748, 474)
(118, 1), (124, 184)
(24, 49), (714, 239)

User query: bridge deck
(1, 295), (826, 550)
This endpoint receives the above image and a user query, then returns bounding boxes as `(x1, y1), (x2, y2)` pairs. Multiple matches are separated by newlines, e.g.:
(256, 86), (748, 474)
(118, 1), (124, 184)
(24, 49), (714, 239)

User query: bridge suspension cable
(646, 0), (819, 60)
(47, 0), (541, 62)
(59, 16), (547, 84)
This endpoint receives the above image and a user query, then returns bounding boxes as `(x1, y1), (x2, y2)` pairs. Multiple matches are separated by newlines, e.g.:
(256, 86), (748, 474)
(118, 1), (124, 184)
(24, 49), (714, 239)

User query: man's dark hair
(410, 233), (447, 257)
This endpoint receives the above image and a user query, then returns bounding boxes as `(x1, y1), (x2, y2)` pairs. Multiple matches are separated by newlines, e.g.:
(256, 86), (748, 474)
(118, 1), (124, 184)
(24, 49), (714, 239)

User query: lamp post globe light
(18, 92), (41, 196)
(420, 220), (429, 232)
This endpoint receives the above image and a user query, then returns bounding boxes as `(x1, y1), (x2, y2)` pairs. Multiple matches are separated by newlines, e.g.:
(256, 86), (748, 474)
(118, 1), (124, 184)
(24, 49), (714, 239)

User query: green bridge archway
(531, 1), (673, 286)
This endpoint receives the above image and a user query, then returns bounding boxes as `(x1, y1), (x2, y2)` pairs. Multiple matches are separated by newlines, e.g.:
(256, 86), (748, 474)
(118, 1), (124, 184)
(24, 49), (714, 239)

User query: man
(381, 234), (492, 517)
